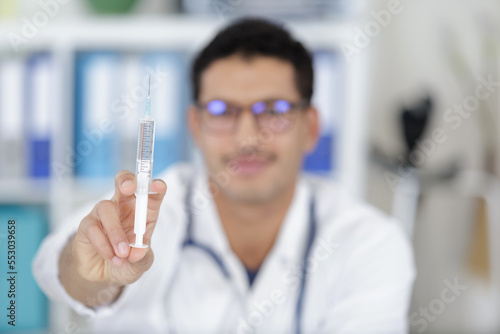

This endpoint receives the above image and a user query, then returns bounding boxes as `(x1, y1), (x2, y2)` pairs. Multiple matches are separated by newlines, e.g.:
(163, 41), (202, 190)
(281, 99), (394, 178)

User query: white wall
(363, 0), (500, 332)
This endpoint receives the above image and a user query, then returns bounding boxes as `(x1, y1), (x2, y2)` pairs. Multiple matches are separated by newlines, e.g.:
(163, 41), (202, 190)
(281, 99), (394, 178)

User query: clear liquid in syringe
(136, 118), (155, 176)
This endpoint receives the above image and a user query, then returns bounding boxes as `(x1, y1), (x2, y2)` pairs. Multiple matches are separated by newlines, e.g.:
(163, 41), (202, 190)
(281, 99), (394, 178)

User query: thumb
(129, 247), (154, 269)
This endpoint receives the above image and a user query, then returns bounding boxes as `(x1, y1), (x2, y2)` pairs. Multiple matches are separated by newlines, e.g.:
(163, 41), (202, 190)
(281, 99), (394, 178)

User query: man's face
(188, 54), (319, 204)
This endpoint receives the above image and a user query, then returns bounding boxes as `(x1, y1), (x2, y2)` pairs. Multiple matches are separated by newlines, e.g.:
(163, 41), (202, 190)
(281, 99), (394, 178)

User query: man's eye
(206, 100), (227, 115)
(251, 101), (267, 114)
(273, 100), (291, 113)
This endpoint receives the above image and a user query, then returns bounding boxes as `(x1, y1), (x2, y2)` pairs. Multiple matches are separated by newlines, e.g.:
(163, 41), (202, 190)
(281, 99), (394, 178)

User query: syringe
(130, 76), (156, 248)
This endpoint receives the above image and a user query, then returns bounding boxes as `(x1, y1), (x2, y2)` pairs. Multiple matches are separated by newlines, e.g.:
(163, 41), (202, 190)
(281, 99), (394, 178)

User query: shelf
(0, 179), (51, 204)
(0, 177), (113, 204)
(0, 14), (370, 201)
(0, 15), (357, 53)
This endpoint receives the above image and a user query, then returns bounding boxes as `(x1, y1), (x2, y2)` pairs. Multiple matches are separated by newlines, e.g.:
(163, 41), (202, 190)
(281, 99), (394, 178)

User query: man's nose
(234, 109), (260, 146)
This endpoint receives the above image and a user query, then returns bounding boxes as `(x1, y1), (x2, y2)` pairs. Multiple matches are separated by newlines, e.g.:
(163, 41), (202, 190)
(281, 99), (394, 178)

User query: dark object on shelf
(401, 95), (433, 166)
(85, 0), (138, 14)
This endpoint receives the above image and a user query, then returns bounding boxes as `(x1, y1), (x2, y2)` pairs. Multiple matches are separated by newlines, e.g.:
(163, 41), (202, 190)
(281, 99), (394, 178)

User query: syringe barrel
(135, 117), (155, 193)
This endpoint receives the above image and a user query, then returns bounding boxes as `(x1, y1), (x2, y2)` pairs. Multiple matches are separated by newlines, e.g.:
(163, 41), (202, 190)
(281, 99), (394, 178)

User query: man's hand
(59, 170), (167, 306)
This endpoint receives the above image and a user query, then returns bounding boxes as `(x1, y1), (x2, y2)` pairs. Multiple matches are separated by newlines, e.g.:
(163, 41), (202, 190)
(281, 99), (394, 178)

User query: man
(34, 18), (415, 333)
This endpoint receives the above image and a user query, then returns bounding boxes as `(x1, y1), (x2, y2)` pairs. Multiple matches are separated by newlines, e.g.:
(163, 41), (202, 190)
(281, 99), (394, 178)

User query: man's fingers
(113, 170), (136, 203)
(94, 200), (130, 258)
(148, 179), (167, 213)
(144, 179), (167, 232)
(80, 217), (123, 266)
(109, 175), (166, 251)
(137, 179), (167, 243)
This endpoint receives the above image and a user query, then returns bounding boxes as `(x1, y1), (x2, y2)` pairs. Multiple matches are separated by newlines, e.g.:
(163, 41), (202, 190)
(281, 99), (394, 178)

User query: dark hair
(191, 17), (314, 103)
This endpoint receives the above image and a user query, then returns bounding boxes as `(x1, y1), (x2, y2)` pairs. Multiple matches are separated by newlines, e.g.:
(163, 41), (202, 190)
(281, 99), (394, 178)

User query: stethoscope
(181, 178), (317, 334)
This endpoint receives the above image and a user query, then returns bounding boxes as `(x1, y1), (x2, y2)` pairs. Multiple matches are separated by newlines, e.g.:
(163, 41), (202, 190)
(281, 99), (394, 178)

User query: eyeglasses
(195, 99), (309, 134)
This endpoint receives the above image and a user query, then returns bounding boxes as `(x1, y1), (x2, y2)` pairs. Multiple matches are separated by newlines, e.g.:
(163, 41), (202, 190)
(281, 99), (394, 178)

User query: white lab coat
(33, 162), (416, 334)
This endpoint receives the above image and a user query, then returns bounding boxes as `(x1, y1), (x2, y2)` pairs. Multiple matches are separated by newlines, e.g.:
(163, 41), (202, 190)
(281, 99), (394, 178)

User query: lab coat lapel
(243, 178), (311, 333)
(190, 171), (249, 301)
(164, 170), (246, 333)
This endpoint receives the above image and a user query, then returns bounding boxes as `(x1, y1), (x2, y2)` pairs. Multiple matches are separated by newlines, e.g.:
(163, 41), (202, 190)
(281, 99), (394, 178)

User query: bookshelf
(0, 14), (370, 332)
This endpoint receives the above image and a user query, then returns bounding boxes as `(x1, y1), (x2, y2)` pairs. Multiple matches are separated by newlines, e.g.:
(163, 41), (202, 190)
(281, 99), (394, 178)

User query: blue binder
(74, 52), (121, 178)
(25, 54), (52, 178)
(303, 50), (345, 174)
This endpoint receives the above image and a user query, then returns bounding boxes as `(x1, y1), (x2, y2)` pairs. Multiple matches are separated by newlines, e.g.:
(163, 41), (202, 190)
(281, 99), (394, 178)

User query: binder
(0, 57), (25, 179)
(74, 52), (120, 178)
(25, 53), (53, 178)
(0, 205), (49, 332)
(304, 50), (344, 174)
(119, 54), (141, 173)
(142, 52), (187, 177)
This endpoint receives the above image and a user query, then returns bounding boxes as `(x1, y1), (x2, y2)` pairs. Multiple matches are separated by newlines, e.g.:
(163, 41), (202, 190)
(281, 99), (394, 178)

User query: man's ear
(304, 105), (320, 154)
(187, 104), (202, 148)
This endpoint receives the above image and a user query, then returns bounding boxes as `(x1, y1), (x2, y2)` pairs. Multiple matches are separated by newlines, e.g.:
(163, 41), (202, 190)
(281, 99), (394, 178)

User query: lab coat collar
(188, 168), (312, 271)
(188, 168), (231, 256)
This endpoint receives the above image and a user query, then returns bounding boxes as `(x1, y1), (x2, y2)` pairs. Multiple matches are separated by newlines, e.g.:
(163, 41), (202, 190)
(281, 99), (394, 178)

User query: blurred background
(1, 0), (500, 333)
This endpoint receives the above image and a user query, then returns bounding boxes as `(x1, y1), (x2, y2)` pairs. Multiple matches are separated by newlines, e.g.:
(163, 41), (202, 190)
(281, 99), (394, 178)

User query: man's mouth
(224, 153), (276, 177)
